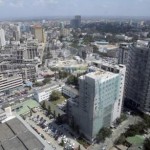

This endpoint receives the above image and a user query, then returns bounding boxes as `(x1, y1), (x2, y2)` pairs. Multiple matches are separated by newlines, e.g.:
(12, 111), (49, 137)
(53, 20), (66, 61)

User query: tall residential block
(68, 62), (126, 142)
(13, 25), (21, 41)
(78, 71), (120, 141)
(33, 26), (46, 43)
(125, 40), (150, 113)
(71, 15), (81, 28)
(118, 43), (130, 65)
(0, 29), (6, 47)
(91, 62), (126, 122)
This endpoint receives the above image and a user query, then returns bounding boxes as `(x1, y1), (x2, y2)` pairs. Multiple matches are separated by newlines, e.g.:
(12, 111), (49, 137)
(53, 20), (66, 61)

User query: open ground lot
(25, 107), (85, 150)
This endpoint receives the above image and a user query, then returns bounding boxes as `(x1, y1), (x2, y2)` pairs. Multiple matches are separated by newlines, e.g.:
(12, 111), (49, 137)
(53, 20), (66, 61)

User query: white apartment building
(78, 70), (120, 141)
(91, 61), (126, 122)
(34, 84), (64, 103)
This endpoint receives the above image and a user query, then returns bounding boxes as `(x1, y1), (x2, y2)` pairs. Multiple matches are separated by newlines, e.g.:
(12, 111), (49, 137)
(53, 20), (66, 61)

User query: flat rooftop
(6, 117), (27, 135)
(0, 123), (15, 142)
(34, 83), (60, 93)
(0, 118), (44, 150)
(2, 137), (27, 150)
(92, 60), (126, 70)
(82, 70), (118, 80)
(62, 85), (79, 96)
(11, 99), (40, 115)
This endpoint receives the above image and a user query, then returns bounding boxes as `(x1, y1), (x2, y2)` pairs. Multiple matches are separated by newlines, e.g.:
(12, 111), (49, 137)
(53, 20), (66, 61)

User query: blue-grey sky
(0, 0), (149, 19)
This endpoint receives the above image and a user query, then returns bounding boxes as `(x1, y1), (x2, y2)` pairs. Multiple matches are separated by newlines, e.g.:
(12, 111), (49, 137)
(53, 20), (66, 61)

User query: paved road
(90, 115), (142, 150)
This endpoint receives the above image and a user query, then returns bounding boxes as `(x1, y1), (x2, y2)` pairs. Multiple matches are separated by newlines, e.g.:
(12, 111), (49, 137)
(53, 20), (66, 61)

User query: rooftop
(62, 85), (79, 96)
(92, 60), (126, 71)
(0, 123), (14, 142)
(0, 117), (44, 150)
(6, 117), (27, 135)
(84, 70), (117, 80)
(11, 99), (40, 115)
(2, 137), (27, 150)
(34, 83), (62, 93)
(18, 131), (44, 150)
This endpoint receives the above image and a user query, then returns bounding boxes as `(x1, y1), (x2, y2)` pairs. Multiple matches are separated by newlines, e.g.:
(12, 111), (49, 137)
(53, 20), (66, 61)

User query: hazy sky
(0, 0), (149, 19)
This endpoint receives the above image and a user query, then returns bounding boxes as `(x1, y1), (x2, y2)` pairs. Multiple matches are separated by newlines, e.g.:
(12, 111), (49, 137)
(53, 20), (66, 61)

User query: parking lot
(26, 108), (80, 150)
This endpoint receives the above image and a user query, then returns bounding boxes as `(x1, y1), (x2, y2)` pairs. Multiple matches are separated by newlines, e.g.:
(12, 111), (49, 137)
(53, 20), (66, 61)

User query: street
(90, 115), (142, 150)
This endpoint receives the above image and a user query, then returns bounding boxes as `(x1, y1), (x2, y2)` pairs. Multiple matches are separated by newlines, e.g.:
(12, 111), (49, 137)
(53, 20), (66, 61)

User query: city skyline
(0, 0), (150, 19)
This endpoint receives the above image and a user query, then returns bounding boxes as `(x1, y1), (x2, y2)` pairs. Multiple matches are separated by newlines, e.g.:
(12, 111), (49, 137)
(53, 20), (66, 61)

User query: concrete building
(62, 85), (79, 98)
(27, 39), (44, 61)
(13, 25), (21, 41)
(115, 34), (133, 41)
(92, 41), (118, 53)
(91, 62), (126, 122)
(0, 117), (45, 150)
(77, 70), (120, 141)
(27, 39), (39, 59)
(0, 109), (7, 123)
(0, 74), (23, 93)
(118, 43), (130, 65)
(78, 46), (93, 60)
(12, 44), (28, 63)
(125, 40), (150, 113)
(0, 40), (43, 63)
(33, 26), (46, 43)
(60, 28), (70, 37)
(0, 63), (38, 81)
(71, 15), (81, 28)
(67, 62), (126, 141)
(34, 84), (64, 103)
(0, 28), (6, 47)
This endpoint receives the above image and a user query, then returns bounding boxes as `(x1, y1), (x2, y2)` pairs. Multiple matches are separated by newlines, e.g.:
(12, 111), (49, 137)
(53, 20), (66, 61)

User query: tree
(115, 134), (126, 145)
(48, 106), (51, 115)
(59, 71), (70, 79)
(56, 113), (63, 124)
(93, 45), (99, 52)
(59, 35), (64, 42)
(144, 138), (150, 150)
(50, 90), (62, 101)
(96, 127), (112, 143)
(60, 139), (64, 146)
(143, 114), (150, 128)
(83, 35), (94, 45)
(66, 75), (78, 86)
(42, 78), (51, 84)
(41, 101), (46, 110)
(124, 122), (147, 137)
